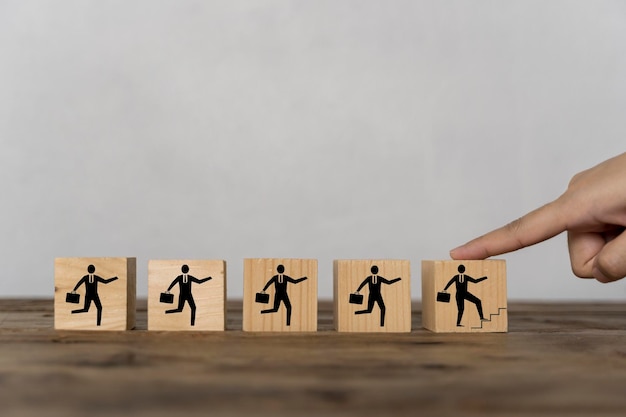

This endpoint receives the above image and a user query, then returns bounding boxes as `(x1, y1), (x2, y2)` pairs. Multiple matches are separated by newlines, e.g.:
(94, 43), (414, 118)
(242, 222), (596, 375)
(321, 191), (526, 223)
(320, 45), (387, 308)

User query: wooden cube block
(422, 260), (507, 333)
(243, 258), (317, 332)
(147, 260), (227, 331)
(334, 259), (411, 333)
(54, 257), (136, 330)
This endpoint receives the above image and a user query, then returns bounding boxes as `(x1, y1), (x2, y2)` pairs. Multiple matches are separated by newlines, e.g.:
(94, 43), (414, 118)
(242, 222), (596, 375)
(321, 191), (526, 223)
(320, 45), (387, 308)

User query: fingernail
(450, 247), (461, 259)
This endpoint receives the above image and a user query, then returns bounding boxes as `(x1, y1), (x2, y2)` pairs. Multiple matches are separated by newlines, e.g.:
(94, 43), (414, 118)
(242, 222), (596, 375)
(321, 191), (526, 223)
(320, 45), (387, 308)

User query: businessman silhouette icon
(260, 264), (307, 326)
(354, 265), (401, 327)
(164, 264), (212, 326)
(442, 264), (488, 327)
(70, 264), (118, 326)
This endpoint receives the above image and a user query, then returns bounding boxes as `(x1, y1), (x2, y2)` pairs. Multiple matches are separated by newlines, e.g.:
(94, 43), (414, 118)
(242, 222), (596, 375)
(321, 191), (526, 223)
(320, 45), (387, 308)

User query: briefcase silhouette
(437, 291), (451, 303)
(255, 292), (270, 304)
(160, 292), (174, 304)
(349, 293), (363, 305)
(66, 292), (80, 304)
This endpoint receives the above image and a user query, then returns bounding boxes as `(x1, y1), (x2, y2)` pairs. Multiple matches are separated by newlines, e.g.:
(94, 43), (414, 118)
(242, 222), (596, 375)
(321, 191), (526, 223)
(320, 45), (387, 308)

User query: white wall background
(1, 1), (625, 299)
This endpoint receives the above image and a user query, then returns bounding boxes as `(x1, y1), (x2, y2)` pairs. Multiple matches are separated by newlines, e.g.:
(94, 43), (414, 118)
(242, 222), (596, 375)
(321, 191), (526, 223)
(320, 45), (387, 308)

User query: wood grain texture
(3, 299), (626, 417)
(243, 258), (317, 332)
(148, 260), (226, 331)
(334, 259), (411, 332)
(54, 257), (136, 330)
(422, 260), (507, 333)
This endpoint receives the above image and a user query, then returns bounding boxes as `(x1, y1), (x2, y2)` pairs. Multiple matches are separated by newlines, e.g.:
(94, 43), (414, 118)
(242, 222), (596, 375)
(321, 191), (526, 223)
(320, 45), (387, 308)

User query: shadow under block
(243, 258), (318, 332)
(334, 259), (411, 333)
(54, 257), (136, 330)
(422, 260), (507, 333)
(148, 260), (226, 331)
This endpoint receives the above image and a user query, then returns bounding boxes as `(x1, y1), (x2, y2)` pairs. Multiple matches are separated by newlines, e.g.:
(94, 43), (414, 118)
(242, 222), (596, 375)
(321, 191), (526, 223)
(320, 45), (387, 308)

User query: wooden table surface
(1, 299), (626, 417)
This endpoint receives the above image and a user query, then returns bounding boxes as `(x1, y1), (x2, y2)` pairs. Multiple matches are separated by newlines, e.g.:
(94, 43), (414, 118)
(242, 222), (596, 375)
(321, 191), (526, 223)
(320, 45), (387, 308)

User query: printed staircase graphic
(471, 307), (507, 330)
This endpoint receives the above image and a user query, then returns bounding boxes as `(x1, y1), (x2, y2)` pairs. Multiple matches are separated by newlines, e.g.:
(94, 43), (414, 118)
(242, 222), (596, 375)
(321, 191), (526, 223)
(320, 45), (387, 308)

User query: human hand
(450, 152), (626, 283)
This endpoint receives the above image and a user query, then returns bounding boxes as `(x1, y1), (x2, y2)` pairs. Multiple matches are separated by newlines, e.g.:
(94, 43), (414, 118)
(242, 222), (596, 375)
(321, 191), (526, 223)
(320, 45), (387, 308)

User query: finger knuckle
(570, 260), (592, 279)
(505, 218), (522, 233)
(567, 167), (592, 188)
(568, 172), (583, 188)
(595, 254), (625, 282)
(504, 218), (525, 247)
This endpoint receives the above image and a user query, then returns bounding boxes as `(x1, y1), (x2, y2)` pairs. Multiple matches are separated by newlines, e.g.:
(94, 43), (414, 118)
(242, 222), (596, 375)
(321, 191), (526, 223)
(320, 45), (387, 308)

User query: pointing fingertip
(449, 246), (463, 260)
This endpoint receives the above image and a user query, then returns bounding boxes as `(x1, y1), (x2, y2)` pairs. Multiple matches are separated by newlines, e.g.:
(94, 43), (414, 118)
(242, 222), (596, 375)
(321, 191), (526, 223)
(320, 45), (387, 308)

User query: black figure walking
(354, 265), (401, 327)
(165, 264), (212, 326)
(71, 264), (118, 326)
(443, 264), (488, 327)
(260, 264), (307, 326)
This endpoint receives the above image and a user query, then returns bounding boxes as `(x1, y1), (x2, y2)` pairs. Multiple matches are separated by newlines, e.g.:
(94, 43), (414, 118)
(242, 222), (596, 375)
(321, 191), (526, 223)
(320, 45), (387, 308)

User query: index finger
(449, 200), (567, 260)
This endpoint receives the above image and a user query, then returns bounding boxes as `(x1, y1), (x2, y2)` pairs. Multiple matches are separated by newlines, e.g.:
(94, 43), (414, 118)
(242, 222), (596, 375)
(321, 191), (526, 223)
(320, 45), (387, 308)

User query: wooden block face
(334, 260), (411, 333)
(422, 260), (507, 333)
(243, 259), (317, 332)
(54, 257), (136, 331)
(148, 260), (226, 331)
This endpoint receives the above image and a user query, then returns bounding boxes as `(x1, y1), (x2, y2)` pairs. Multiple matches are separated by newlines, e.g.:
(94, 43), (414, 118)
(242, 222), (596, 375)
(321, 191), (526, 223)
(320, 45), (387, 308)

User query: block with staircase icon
(421, 260), (507, 333)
